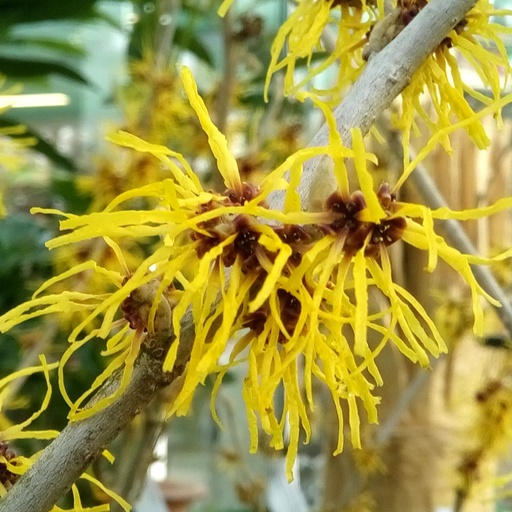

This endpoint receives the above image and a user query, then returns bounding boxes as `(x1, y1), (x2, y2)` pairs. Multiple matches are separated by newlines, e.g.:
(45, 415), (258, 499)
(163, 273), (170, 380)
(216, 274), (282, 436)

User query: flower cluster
(391, 0), (512, 167)
(263, 0), (381, 102)
(219, 0), (512, 168)
(456, 368), (512, 504)
(1, 67), (512, 481)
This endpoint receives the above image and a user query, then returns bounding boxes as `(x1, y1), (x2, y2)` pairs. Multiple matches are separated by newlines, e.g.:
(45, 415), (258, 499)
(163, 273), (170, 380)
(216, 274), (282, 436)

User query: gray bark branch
(409, 162), (512, 337)
(0, 313), (194, 512)
(288, 0), (478, 208)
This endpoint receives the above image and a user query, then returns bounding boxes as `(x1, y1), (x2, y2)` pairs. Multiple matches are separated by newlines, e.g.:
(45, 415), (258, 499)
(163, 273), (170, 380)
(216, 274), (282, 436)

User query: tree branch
(272, 0), (512, 335)
(409, 160), (512, 337)
(286, 0), (478, 208)
(0, 313), (193, 512)
(0, 0), (482, 511)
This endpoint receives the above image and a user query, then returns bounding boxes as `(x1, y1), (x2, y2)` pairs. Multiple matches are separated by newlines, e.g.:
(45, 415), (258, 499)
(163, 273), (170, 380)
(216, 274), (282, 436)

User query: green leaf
(4, 36), (86, 57)
(0, 0), (98, 25)
(0, 55), (90, 84)
(174, 26), (214, 66)
(0, 214), (54, 313)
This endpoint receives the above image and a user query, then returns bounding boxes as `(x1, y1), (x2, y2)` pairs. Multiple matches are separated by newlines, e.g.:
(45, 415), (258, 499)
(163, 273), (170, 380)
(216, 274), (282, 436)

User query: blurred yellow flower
(0, 123), (36, 217)
(0, 77), (38, 215)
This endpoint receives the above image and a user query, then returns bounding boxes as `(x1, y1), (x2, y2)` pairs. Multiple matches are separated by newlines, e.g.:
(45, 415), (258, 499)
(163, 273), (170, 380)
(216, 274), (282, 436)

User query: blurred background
(3, 1), (512, 511)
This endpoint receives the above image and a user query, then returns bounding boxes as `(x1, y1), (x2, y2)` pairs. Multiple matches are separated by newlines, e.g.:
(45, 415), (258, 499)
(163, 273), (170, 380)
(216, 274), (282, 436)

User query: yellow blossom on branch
(0, 357), (129, 511)
(2, 67), (512, 482)
(0, 357), (57, 497)
(264, 0), (382, 101)
(249, 0), (512, 167)
(395, 0), (512, 166)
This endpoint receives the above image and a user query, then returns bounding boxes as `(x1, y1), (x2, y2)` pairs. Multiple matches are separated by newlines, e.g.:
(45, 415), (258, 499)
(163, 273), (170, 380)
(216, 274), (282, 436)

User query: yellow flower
(235, 98), (512, 477)
(304, 119), (510, 357)
(0, 67), (308, 424)
(264, 0), (382, 101)
(252, 0), (512, 165)
(0, 77), (39, 215)
(456, 368), (512, 503)
(218, 0), (236, 17)
(394, 0), (512, 167)
(79, 50), (214, 212)
(77, 149), (170, 212)
(0, 357), (128, 510)
(0, 357), (57, 497)
(0, 124), (36, 217)
(2, 67), (512, 484)
(122, 56), (200, 149)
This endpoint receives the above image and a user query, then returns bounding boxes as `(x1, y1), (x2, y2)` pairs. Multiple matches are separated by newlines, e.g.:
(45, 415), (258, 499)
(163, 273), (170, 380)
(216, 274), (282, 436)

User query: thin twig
(216, 8), (235, 136)
(409, 159), (512, 336)
(348, 155), (512, 449)
(154, 0), (180, 73)
(110, 395), (166, 511)
(139, 0), (180, 136)
(374, 358), (441, 447)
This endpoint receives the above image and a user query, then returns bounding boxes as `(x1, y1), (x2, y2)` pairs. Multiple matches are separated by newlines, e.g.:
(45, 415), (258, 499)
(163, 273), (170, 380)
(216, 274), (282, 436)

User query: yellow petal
(81, 473), (131, 512)
(180, 67), (242, 192)
(353, 250), (368, 356)
(351, 129), (385, 222)
(217, 0), (235, 16)
(249, 243), (292, 312)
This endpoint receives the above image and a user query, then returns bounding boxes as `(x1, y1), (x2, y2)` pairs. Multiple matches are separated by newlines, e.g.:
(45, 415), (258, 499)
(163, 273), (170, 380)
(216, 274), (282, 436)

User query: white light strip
(0, 93), (70, 109)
